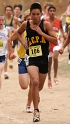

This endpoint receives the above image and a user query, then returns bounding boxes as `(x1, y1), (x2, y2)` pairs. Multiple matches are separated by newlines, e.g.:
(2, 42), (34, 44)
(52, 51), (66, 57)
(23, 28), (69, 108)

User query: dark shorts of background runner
(0, 55), (6, 63)
(65, 23), (69, 33)
(18, 58), (27, 74)
(12, 38), (18, 48)
(28, 55), (48, 74)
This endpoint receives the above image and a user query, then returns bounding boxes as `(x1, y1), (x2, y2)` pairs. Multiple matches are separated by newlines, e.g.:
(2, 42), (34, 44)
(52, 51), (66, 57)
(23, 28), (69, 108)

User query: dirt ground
(0, 50), (70, 124)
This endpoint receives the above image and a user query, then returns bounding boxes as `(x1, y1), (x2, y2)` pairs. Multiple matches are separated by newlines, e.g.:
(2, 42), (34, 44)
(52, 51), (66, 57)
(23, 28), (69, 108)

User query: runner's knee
(19, 82), (28, 90)
(33, 79), (39, 87)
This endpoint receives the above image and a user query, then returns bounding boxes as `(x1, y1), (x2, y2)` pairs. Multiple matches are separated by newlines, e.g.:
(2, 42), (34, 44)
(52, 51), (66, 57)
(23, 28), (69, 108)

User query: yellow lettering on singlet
(29, 36), (39, 46)
(40, 36), (46, 43)
(35, 36), (39, 43)
(31, 37), (35, 44)
(29, 36), (46, 47)
(29, 40), (32, 46)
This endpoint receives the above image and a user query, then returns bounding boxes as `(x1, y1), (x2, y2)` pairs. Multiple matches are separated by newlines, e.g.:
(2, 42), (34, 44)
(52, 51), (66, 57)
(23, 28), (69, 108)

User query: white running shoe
(26, 105), (32, 113)
(4, 72), (9, 79)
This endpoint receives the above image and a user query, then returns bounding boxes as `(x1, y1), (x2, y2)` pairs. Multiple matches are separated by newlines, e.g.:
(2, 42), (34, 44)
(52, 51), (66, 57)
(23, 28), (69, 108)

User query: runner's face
(14, 7), (21, 16)
(48, 8), (56, 18)
(30, 9), (42, 24)
(5, 7), (13, 16)
(0, 16), (4, 27)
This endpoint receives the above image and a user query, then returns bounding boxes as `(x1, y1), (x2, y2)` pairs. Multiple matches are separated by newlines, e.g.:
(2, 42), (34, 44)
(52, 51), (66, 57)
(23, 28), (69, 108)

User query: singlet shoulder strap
(40, 19), (44, 27)
(4, 16), (14, 27)
(26, 20), (30, 34)
(39, 19), (45, 31)
(10, 16), (14, 26)
(4, 17), (6, 27)
(26, 20), (30, 28)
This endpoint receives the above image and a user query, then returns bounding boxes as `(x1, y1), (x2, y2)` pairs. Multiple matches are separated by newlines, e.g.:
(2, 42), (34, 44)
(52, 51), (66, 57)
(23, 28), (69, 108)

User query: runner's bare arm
(14, 17), (21, 27)
(8, 29), (19, 54)
(44, 21), (57, 44)
(59, 26), (70, 54)
(60, 11), (66, 21)
(66, 5), (70, 16)
(59, 19), (64, 37)
(18, 21), (27, 34)
(63, 34), (70, 49)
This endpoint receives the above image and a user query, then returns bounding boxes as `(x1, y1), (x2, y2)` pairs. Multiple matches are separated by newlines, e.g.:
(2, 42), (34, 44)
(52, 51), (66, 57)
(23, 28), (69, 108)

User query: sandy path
(0, 51), (70, 124)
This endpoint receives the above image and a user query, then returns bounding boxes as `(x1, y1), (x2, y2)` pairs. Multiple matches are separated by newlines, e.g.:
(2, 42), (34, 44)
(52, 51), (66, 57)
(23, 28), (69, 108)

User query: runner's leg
(53, 50), (59, 84)
(0, 63), (5, 89)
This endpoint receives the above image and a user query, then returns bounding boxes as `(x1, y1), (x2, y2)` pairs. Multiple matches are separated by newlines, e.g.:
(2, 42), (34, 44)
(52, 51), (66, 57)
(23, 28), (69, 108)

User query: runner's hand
(30, 25), (43, 35)
(59, 47), (64, 54)
(23, 42), (28, 50)
(9, 53), (16, 60)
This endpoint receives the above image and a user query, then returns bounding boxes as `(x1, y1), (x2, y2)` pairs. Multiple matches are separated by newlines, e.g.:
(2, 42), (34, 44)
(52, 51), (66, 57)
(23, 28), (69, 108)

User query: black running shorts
(25, 55), (48, 74)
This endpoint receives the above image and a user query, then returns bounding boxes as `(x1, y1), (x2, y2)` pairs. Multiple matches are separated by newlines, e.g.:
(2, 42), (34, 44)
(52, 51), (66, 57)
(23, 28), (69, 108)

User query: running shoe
(33, 109), (40, 122)
(26, 105), (32, 113)
(48, 79), (52, 88)
(54, 78), (59, 85)
(4, 72), (9, 79)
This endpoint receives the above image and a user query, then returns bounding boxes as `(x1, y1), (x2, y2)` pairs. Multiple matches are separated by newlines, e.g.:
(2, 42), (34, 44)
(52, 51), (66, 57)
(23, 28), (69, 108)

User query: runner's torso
(46, 17), (60, 52)
(26, 20), (49, 57)
(46, 17), (60, 37)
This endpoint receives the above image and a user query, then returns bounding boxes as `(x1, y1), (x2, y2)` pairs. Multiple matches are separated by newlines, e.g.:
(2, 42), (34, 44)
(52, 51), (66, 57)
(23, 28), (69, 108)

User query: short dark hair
(13, 4), (22, 10)
(30, 2), (42, 12)
(18, 4), (23, 10)
(48, 6), (56, 12)
(5, 5), (13, 11)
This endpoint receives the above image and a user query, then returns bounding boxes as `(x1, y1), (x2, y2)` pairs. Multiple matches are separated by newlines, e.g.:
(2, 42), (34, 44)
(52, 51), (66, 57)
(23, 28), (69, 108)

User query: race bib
(29, 45), (42, 57)
(0, 40), (4, 49)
